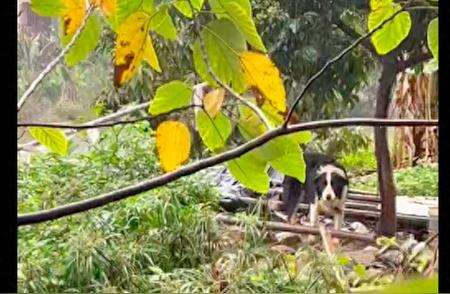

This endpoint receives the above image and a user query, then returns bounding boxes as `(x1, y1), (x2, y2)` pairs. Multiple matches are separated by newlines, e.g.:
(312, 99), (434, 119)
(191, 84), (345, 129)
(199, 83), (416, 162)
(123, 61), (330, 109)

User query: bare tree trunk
(375, 59), (398, 237)
(18, 1), (52, 36)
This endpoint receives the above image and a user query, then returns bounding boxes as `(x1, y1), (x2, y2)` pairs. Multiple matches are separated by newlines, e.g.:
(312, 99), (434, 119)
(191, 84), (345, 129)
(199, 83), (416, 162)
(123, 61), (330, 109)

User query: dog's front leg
(333, 210), (344, 244)
(307, 203), (319, 243)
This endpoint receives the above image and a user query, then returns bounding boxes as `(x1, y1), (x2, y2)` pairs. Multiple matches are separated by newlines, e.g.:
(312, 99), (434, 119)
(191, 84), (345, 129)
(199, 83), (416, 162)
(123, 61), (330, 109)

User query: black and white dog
(282, 153), (349, 234)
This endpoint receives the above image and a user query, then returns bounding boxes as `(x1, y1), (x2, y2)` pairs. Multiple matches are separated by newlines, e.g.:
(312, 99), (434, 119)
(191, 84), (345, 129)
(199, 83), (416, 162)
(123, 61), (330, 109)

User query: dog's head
(313, 164), (349, 201)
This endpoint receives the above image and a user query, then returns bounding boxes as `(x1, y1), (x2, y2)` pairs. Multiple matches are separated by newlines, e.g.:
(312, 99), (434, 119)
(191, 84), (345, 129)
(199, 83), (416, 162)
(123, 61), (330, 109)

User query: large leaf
(209, 0), (251, 17)
(368, 2), (411, 55)
(62, 14), (102, 67)
(150, 4), (177, 40)
(113, 11), (151, 86)
(240, 51), (286, 113)
(195, 111), (232, 151)
(427, 18), (438, 63)
(149, 81), (192, 115)
(155, 121), (191, 172)
(143, 36), (161, 72)
(90, 0), (115, 17)
(31, 0), (66, 16)
(174, 0), (204, 18)
(370, 0), (392, 11)
(270, 151), (306, 183)
(287, 131), (313, 145)
(201, 18), (247, 93)
(222, 1), (266, 52)
(61, 0), (85, 36)
(227, 151), (269, 193)
(237, 104), (269, 140)
(192, 39), (218, 87)
(29, 127), (69, 156)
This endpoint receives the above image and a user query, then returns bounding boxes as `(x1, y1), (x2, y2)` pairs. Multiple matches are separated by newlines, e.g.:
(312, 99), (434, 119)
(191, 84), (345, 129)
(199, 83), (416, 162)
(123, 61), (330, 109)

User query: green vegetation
(351, 165), (438, 197)
(18, 124), (438, 292)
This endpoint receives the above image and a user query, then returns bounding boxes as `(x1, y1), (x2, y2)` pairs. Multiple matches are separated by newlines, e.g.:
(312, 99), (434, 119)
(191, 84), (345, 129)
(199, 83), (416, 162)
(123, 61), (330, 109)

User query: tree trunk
(375, 59), (398, 237)
(18, 1), (52, 36)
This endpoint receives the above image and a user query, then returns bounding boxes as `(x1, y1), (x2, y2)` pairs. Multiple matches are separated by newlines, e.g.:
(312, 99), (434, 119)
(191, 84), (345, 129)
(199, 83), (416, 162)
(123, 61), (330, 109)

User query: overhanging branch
(283, 6), (407, 126)
(18, 118), (438, 226)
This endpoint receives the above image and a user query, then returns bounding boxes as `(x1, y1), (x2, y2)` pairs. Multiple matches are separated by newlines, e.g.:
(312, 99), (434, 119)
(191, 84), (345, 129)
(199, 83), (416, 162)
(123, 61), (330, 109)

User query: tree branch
(333, 18), (378, 57)
(18, 118), (437, 226)
(396, 52), (433, 73)
(17, 5), (95, 112)
(283, 6), (408, 127)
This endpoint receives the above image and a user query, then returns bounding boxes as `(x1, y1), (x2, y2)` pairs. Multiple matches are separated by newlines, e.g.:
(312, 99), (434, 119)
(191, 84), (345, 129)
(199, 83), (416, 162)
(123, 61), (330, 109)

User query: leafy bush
(339, 148), (377, 176)
(351, 165), (438, 197)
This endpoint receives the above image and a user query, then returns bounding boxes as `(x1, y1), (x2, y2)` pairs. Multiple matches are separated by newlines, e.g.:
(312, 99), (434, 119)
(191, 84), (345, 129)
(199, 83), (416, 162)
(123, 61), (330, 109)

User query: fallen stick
(349, 189), (379, 196)
(215, 214), (376, 242)
(236, 196), (429, 229)
(347, 193), (380, 203)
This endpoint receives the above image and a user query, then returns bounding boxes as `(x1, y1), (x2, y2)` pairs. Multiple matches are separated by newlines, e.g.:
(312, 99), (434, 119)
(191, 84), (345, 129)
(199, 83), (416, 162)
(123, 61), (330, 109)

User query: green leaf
(287, 131), (313, 145)
(192, 39), (218, 87)
(222, 1), (266, 52)
(336, 255), (350, 266)
(353, 264), (366, 279)
(227, 151), (269, 193)
(30, 0), (65, 16)
(374, 276), (438, 293)
(151, 4), (177, 40)
(209, 0), (251, 17)
(237, 104), (269, 140)
(62, 14), (102, 67)
(368, 3), (411, 55)
(369, 0), (393, 11)
(202, 18), (247, 93)
(427, 18), (438, 63)
(174, 0), (204, 18)
(29, 127), (69, 156)
(196, 111), (232, 151)
(270, 151), (306, 182)
(142, 0), (155, 14)
(149, 81), (193, 115)
(116, 0), (142, 25)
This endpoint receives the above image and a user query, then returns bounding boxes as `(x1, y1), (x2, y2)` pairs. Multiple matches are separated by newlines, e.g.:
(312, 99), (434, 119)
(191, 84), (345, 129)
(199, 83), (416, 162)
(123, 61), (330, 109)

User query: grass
(18, 123), (319, 293)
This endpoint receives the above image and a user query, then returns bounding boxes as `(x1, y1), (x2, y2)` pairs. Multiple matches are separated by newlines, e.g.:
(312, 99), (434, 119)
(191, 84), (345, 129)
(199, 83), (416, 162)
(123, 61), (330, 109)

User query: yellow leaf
(240, 51), (286, 114)
(156, 121), (191, 172)
(203, 88), (225, 118)
(90, 0), (115, 16)
(101, 0), (115, 17)
(143, 36), (161, 72)
(114, 11), (151, 87)
(62, 0), (85, 36)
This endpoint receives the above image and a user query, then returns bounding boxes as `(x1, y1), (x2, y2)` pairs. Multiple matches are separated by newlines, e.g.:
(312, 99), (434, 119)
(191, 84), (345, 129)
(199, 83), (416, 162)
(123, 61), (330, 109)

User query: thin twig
(17, 5), (95, 112)
(283, 6), (409, 127)
(18, 105), (199, 130)
(18, 118), (437, 226)
(195, 22), (273, 130)
(18, 101), (151, 151)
